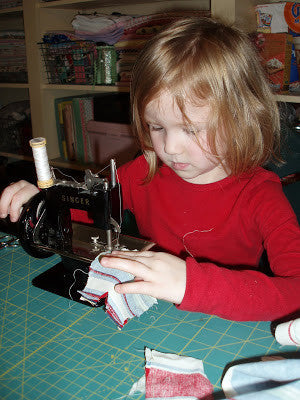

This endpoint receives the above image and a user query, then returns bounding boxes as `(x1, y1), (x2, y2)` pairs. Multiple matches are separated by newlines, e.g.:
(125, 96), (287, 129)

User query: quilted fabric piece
(78, 254), (157, 328)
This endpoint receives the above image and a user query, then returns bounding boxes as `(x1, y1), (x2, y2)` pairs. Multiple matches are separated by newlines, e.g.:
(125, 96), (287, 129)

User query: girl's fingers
(111, 250), (153, 258)
(114, 281), (151, 295)
(101, 256), (152, 281)
(0, 181), (38, 221)
(9, 190), (28, 221)
(0, 183), (21, 217)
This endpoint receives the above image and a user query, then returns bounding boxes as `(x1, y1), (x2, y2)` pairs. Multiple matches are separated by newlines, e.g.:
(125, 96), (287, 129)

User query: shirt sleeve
(177, 181), (300, 321)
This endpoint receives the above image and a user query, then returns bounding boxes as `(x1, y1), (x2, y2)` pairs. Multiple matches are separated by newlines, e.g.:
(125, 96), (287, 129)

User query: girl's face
(144, 90), (228, 184)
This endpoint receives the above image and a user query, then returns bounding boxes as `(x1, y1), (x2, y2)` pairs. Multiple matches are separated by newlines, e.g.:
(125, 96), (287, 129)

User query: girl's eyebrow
(145, 117), (162, 124)
(145, 121), (207, 129)
(185, 122), (207, 128)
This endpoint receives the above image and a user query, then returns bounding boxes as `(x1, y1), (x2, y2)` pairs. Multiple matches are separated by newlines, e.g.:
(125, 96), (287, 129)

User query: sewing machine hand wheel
(18, 191), (54, 259)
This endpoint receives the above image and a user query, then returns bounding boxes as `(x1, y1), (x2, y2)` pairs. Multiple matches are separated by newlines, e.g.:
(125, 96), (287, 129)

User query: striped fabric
(129, 348), (213, 399)
(145, 348), (213, 399)
(78, 254), (157, 328)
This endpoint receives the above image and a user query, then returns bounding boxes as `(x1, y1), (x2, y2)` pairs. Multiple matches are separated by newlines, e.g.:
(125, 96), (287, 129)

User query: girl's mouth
(171, 162), (190, 171)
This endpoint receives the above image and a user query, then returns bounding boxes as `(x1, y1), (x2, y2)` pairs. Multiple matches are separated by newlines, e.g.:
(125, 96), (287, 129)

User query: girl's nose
(164, 132), (183, 155)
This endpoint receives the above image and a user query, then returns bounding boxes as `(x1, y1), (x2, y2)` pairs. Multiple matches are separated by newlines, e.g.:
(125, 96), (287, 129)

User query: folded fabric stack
(115, 14), (170, 86)
(115, 10), (210, 86)
(0, 30), (27, 83)
(71, 13), (134, 45)
(78, 253), (157, 329)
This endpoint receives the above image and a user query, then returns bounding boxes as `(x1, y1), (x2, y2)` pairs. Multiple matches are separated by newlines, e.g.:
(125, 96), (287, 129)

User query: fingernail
(114, 284), (121, 293)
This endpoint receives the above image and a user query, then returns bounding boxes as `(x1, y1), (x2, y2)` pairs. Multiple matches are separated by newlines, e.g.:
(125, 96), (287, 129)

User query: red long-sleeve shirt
(116, 156), (300, 321)
(73, 155), (300, 321)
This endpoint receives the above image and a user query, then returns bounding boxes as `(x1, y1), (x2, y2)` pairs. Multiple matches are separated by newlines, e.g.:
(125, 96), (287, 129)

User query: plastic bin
(95, 46), (117, 85)
(86, 120), (140, 166)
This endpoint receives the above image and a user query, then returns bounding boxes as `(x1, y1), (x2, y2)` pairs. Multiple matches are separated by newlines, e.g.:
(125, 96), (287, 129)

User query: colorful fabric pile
(42, 10), (210, 86)
(71, 13), (133, 45)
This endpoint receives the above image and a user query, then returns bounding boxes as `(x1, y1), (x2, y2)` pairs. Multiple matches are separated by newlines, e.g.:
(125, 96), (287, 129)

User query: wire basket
(39, 41), (97, 85)
(0, 118), (32, 155)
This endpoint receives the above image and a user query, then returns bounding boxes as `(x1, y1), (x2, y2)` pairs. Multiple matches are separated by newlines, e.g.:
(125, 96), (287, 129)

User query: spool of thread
(29, 137), (54, 189)
(275, 318), (300, 346)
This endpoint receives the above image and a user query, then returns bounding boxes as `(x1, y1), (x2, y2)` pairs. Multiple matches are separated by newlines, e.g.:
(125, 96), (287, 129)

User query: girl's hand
(0, 180), (39, 222)
(101, 250), (186, 304)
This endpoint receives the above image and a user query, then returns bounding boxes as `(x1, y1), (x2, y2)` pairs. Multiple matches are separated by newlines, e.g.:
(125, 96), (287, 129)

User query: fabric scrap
(222, 358), (300, 399)
(129, 347), (213, 399)
(78, 254), (157, 329)
(128, 375), (146, 396)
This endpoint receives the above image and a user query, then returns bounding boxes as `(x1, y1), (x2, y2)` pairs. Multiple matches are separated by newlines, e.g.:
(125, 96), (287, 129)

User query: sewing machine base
(32, 256), (103, 307)
(29, 224), (153, 305)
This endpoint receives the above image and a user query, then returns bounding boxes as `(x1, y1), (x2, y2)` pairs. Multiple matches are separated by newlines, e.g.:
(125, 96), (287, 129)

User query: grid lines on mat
(0, 243), (296, 400)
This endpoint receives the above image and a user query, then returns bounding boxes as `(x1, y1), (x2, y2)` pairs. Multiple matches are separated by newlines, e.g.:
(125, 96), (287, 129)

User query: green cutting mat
(0, 243), (297, 400)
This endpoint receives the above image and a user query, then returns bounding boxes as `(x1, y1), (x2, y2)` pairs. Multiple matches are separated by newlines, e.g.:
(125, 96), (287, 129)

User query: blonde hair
(130, 17), (281, 181)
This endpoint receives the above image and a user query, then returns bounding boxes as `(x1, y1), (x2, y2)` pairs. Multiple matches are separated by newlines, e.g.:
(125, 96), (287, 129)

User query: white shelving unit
(0, 0), (299, 169)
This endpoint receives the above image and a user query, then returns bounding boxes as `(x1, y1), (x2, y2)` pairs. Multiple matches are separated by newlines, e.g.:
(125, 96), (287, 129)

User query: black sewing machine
(18, 160), (153, 304)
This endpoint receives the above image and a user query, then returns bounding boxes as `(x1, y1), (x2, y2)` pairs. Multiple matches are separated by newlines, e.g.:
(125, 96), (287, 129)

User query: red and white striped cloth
(129, 348), (214, 399)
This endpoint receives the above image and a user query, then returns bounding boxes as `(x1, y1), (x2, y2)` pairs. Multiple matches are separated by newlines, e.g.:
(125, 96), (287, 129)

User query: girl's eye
(184, 127), (196, 135)
(185, 125), (206, 136)
(148, 124), (163, 132)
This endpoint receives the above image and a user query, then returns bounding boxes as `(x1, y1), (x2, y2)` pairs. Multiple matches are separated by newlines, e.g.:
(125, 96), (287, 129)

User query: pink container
(87, 120), (140, 166)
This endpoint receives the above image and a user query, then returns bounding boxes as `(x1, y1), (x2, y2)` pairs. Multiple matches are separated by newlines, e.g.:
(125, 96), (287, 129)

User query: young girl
(1, 17), (299, 322)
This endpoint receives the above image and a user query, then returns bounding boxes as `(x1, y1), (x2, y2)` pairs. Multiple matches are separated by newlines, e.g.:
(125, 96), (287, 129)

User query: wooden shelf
(41, 84), (129, 92)
(0, 83), (29, 89)
(274, 91), (300, 103)
(38, 0), (99, 7)
(0, 6), (22, 15)
(0, 152), (33, 162)
(41, 87), (300, 101)
(38, 0), (206, 10)
(50, 157), (106, 173)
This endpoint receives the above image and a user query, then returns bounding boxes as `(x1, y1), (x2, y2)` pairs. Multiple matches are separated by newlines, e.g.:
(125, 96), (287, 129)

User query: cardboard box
(259, 33), (293, 91)
(255, 2), (300, 35)
(86, 120), (140, 166)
